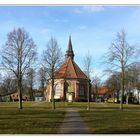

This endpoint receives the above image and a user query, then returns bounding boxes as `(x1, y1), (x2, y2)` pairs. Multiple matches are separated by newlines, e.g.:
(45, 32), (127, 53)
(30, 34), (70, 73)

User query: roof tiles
(54, 57), (88, 79)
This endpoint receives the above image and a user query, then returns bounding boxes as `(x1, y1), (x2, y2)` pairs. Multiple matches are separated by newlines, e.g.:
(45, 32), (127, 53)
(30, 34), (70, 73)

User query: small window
(79, 85), (85, 96)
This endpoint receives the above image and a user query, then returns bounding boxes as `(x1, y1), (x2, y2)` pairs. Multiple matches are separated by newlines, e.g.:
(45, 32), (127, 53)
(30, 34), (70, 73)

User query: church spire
(65, 35), (74, 60)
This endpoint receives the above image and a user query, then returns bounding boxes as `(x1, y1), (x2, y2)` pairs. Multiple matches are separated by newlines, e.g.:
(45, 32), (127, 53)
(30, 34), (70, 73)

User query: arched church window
(55, 83), (62, 96)
(79, 85), (84, 96)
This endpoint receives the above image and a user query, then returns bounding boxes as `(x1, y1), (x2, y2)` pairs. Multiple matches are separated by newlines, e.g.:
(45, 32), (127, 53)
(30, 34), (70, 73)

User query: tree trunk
(30, 87), (34, 101)
(95, 85), (98, 102)
(51, 77), (55, 110)
(18, 78), (22, 109)
(120, 68), (125, 110)
(138, 91), (140, 104)
(113, 92), (115, 103)
(116, 90), (119, 103)
(87, 80), (90, 110)
(126, 93), (129, 104)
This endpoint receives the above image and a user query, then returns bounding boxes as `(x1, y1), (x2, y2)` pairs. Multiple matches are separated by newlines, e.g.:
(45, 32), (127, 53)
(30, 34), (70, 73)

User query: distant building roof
(92, 86), (109, 95)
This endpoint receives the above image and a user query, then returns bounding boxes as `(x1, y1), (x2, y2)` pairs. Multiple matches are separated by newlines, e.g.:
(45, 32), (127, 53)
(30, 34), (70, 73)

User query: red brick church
(46, 36), (90, 102)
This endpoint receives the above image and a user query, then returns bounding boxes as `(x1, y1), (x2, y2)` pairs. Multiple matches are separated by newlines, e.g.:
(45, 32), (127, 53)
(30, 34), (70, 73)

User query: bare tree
(132, 64), (140, 104)
(105, 73), (121, 103)
(92, 76), (101, 102)
(105, 29), (137, 110)
(0, 75), (17, 96)
(42, 37), (63, 110)
(1, 28), (37, 109)
(84, 51), (93, 110)
(38, 67), (48, 91)
(26, 68), (36, 101)
(125, 64), (140, 104)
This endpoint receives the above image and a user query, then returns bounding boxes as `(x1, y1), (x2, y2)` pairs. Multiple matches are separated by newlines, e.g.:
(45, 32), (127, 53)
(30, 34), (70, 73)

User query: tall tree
(105, 73), (121, 103)
(132, 64), (140, 103)
(125, 64), (140, 103)
(38, 67), (48, 91)
(42, 37), (63, 110)
(26, 68), (36, 101)
(92, 76), (101, 102)
(105, 29), (137, 110)
(1, 28), (37, 109)
(84, 51), (93, 110)
(0, 75), (17, 96)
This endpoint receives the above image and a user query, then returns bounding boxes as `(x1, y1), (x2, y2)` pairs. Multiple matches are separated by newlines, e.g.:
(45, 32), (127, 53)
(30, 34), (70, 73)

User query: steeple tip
(69, 34), (71, 40)
(65, 36), (74, 60)
(68, 35), (72, 50)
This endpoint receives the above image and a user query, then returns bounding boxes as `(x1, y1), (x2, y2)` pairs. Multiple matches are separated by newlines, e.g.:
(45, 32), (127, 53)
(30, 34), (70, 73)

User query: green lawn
(0, 101), (140, 134)
(79, 103), (140, 134)
(0, 102), (66, 134)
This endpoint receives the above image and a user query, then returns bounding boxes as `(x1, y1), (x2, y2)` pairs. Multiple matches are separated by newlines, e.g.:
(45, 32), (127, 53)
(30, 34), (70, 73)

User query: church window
(79, 85), (84, 96)
(55, 84), (62, 96)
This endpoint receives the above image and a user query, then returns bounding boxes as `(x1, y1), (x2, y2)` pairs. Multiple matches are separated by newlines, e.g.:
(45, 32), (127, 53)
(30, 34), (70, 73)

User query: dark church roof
(54, 36), (88, 80)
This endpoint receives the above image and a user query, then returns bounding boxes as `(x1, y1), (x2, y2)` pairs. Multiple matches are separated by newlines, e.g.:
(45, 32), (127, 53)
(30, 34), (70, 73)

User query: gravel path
(59, 108), (92, 134)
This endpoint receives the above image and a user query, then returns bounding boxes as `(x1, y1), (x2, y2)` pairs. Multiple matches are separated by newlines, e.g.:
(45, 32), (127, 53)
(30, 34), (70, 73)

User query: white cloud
(74, 6), (105, 14)
(78, 25), (87, 30)
(40, 28), (53, 34)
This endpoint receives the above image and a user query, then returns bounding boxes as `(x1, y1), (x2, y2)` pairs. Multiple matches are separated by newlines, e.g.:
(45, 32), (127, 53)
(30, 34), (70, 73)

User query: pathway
(59, 108), (92, 134)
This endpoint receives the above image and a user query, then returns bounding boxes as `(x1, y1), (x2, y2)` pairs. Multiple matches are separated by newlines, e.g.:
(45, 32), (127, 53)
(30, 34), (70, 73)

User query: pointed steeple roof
(65, 36), (74, 60)
(54, 36), (88, 80)
(54, 57), (88, 79)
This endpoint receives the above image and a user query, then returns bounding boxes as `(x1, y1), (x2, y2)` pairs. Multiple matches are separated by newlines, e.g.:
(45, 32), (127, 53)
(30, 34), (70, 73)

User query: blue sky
(0, 6), (140, 82)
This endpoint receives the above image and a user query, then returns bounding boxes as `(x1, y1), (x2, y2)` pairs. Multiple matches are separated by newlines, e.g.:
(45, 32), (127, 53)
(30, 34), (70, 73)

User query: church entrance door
(66, 92), (73, 102)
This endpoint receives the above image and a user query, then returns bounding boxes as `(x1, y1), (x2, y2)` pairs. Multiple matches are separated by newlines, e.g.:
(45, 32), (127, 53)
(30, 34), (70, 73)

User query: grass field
(0, 102), (66, 134)
(0, 101), (140, 134)
(79, 103), (140, 134)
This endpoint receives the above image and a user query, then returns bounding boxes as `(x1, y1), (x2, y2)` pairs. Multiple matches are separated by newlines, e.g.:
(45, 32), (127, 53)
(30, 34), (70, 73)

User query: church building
(46, 36), (90, 102)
